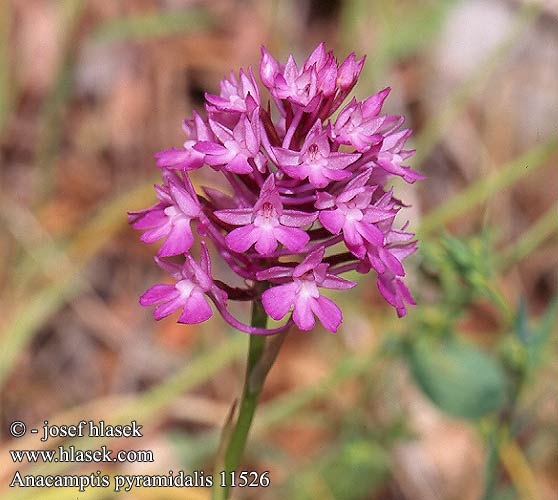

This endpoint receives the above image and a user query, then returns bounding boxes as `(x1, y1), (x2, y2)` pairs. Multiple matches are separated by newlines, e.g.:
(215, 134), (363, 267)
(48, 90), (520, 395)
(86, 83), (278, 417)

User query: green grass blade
(500, 204), (558, 269)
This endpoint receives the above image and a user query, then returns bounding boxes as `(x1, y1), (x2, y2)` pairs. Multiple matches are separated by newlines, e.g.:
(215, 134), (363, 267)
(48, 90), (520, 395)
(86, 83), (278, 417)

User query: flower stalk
(213, 292), (287, 500)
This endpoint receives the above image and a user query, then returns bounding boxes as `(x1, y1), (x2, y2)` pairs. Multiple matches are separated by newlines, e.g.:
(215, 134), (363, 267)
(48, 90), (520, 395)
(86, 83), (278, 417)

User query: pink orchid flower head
(130, 43), (422, 335)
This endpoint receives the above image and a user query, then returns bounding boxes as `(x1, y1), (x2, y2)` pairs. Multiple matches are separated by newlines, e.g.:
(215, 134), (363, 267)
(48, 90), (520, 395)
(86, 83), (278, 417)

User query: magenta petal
(306, 169), (329, 188)
(261, 174), (276, 192)
(386, 229), (414, 244)
(158, 219), (194, 256)
(337, 187), (365, 205)
(254, 230), (279, 255)
(390, 242), (418, 262)
(198, 242), (213, 283)
(362, 87), (390, 116)
(402, 168), (425, 183)
(243, 118), (259, 153)
(314, 192), (335, 210)
(357, 221), (384, 246)
(377, 276), (397, 308)
(170, 183), (199, 217)
(260, 46), (279, 87)
(311, 295), (342, 332)
(153, 295), (184, 320)
(280, 210), (317, 227)
(155, 148), (188, 167)
(273, 226), (309, 252)
(178, 292), (213, 323)
(262, 283), (296, 320)
(292, 295), (315, 331)
(209, 119), (234, 144)
(368, 251), (386, 274)
(140, 223), (170, 244)
(205, 150), (235, 166)
(382, 129), (410, 151)
(398, 279), (416, 306)
(130, 209), (166, 230)
(305, 42), (326, 69)
(293, 247), (326, 277)
(273, 147), (301, 167)
(225, 225), (260, 252)
(323, 167), (352, 182)
(155, 148), (204, 171)
(281, 163), (308, 181)
(139, 284), (178, 306)
(379, 248), (405, 276)
(343, 222), (364, 250)
(215, 208), (253, 225)
(226, 154), (253, 174)
(321, 275), (357, 290)
(301, 121), (322, 149)
(154, 184), (173, 205)
(284, 55), (299, 82)
(205, 93), (229, 108)
(363, 207), (394, 223)
(194, 141), (227, 154)
(319, 210), (344, 234)
(256, 266), (292, 281)
(326, 152), (360, 169)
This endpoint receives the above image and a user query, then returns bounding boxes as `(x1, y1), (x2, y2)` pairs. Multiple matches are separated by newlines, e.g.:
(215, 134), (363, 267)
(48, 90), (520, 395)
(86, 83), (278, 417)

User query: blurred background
(0, 0), (557, 499)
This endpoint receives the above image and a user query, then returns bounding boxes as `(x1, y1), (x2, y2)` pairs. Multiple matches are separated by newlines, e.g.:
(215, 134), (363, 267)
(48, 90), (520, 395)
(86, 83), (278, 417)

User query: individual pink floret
(128, 174), (202, 257)
(154, 112), (214, 171)
(330, 88), (394, 152)
(205, 68), (260, 113)
(215, 175), (317, 256)
(258, 248), (356, 332)
(315, 171), (396, 258)
(139, 244), (214, 324)
(274, 121), (360, 188)
(194, 109), (262, 174)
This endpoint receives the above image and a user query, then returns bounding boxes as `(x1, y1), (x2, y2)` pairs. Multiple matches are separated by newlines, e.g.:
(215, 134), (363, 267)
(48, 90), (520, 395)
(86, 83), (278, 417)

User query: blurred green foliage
(407, 336), (507, 420)
(91, 8), (213, 44)
(287, 440), (389, 500)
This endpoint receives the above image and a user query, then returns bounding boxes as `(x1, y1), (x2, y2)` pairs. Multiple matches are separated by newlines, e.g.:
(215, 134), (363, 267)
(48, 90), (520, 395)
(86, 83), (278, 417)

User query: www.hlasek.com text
(10, 445), (154, 464)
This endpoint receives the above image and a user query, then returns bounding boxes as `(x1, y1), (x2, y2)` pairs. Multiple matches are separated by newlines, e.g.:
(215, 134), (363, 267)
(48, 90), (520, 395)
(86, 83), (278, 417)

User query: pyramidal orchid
(129, 43), (422, 498)
(131, 43), (422, 334)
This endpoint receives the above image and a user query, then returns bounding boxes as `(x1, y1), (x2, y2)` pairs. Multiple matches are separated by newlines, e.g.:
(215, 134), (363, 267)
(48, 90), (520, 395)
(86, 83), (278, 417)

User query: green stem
(212, 297), (286, 500)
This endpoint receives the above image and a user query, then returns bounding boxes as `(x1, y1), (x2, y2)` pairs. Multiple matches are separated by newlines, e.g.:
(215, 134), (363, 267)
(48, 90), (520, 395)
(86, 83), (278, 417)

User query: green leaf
(408, 337), (507, 419)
